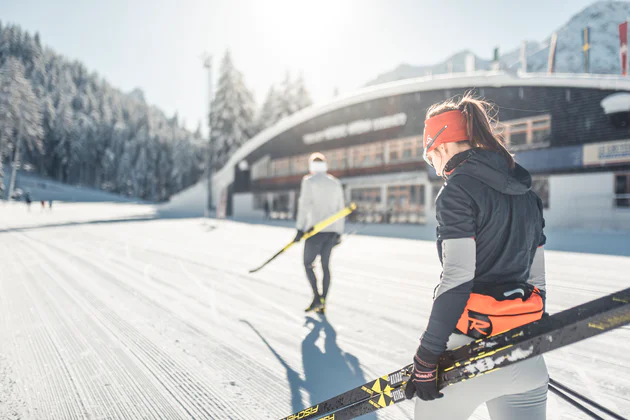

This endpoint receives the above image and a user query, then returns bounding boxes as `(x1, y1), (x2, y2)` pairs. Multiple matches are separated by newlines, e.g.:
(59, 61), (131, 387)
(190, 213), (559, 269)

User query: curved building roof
(214, 70), (630, 186)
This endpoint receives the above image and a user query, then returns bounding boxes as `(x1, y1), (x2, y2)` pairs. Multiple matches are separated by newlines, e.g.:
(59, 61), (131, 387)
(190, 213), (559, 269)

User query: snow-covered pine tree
(257, 85), (281, 132)
(256, 71), (312, 133)
(0, 22), (208, 200)
(209, 51), (255, 170)
(293, 72), (312, 111)
(0, 57), (43, 197)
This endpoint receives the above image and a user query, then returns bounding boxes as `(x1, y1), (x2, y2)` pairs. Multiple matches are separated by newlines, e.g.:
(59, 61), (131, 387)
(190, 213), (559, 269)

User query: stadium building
(208, 71), (630, 231)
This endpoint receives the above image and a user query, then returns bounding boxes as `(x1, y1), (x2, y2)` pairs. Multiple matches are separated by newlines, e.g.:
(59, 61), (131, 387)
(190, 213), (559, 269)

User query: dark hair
(426, 91), (515, 168)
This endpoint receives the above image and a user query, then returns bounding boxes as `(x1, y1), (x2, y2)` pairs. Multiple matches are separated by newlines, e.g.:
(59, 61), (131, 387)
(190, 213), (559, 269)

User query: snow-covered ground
(1, 202), (629, 420)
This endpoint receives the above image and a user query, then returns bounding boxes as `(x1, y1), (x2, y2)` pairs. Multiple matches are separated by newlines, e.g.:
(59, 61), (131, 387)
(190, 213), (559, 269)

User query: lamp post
(202, 54), (214, 213)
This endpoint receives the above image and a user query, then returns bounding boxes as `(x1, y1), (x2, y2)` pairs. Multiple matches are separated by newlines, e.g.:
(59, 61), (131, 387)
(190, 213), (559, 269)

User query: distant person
(25, 192), (32, 211)
(263, 198), (270, 219)
(294, 153), (345, 314)
(49, 199), (53, 210)
(404, 93), (547, 420)
(40, 200), (45, 210)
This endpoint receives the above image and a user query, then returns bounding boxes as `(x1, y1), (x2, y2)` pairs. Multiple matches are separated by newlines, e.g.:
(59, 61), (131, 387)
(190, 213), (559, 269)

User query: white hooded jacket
(295, 172), (345, 234)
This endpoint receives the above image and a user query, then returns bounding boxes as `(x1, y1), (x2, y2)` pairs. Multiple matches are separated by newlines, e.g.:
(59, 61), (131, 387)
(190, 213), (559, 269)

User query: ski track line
(76, 225), (620, 374)
(88, 223), (630, 419)
(10, 232), (248, 419)
(0, 243), (54, 420)
(109, 239), (416, 373)
(11, 239), (189, 420)
(23, 234), (262, 419)
(13, 230), (296, 419)
(111, 233), (418, 420)
(9, 238), (176, 419)
(13, 244), (132, 420)
(40, 231), (396, 418)
(2, 241), (89, 420)
(40, 223), (415, 419)
(59, 227), (419, 361)
(20, 219), (630, 420)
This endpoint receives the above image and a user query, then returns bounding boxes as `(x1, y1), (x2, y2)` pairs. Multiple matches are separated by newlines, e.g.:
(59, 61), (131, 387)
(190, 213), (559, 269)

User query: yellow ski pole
(248, 203), (356, 273)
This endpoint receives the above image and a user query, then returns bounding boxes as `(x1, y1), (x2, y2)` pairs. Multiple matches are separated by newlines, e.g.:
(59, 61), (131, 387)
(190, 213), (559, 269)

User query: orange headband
(423, 110), (469, 153)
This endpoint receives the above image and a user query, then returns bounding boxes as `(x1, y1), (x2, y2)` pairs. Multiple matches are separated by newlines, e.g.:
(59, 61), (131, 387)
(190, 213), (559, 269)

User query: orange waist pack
(456, 283), (544, 338)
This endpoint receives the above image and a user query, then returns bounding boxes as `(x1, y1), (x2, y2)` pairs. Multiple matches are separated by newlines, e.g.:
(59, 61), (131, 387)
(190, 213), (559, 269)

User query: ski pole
(548, 384), (605, 420)
(248, 203), (356, 273)
(549, 378), (626, 420)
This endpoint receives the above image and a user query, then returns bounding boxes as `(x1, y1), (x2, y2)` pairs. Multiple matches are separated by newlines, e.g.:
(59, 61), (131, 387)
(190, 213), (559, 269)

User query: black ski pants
(303, 232), (338, 299)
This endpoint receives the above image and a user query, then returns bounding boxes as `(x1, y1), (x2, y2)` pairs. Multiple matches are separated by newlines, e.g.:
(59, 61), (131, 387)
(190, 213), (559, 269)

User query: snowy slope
(367, 0), (630, 86)
(0, 203), (629, 419)
(2, 166), (143, 203)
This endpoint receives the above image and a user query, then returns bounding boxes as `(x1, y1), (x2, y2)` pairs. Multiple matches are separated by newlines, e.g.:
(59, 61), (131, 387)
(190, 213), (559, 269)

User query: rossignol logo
(286, 405), (319, 419)
(320, 415), (335, 420)
(467, 313), (492, 337)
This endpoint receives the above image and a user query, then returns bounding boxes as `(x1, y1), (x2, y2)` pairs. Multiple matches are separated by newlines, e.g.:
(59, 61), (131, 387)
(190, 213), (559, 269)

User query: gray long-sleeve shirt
(296, 173), (345, 234)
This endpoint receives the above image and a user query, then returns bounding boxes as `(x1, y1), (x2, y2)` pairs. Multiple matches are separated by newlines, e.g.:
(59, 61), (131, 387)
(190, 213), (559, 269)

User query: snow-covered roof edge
(214, 71), (630, 183)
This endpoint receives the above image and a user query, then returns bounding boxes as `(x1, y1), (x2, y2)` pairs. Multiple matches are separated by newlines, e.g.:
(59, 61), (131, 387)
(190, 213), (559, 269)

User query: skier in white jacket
(294, 153), (345, 314)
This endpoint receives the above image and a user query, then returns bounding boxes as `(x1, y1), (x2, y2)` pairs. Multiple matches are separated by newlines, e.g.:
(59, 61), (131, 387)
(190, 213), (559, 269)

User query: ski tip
(349, 202), (357, 211)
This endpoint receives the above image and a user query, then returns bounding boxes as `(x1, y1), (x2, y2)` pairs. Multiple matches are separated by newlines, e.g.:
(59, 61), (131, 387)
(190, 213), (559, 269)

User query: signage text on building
(303, 113), (407, 145)
(583, 139), (630, 166)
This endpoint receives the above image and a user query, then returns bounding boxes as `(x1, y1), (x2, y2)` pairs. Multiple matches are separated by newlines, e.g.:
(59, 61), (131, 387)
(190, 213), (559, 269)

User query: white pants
(414, 333), (548, 420)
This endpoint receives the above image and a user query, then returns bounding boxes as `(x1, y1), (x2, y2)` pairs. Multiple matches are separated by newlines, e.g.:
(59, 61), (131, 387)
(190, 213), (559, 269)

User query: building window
(254, 193), (269, 210)
(615, 173), (630, 208)
(389, 142), (401, 162)
(269, 191), (293, 219)
(291, 154), (309, 175)
(500, 114), (551, 150)
(350, 143), (384, 168)
(251, 156), (270, 180)
(402, 139), (414, 159)
(326, 148), (347, 171)
(350, 187), (383, 223)
(508, 122), (529, 147)
(271, 158), (291, 177)
(350, 187), (382, 206)
(388, 137), (421, 164)
(531, 176), (550, 209)
(386, 185), (426, 223)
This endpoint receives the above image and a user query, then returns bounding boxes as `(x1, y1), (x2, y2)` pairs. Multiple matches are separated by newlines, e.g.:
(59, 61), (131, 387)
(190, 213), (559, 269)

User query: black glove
(405, 346), (443, 401)
(294, 230), (305, 242)
(334, 233), (342, 245)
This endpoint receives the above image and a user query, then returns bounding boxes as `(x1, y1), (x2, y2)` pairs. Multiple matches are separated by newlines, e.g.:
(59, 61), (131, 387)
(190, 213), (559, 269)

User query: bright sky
(1, 0), (596, 133)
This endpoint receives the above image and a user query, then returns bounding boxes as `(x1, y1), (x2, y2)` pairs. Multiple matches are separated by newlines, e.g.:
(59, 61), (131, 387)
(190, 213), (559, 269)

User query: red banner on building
(620, 21), (628, 76)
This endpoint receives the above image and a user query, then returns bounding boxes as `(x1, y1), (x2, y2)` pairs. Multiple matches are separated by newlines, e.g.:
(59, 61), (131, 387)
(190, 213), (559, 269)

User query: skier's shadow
(301, 315), (376, 419)
(241, 317), (376, 419)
